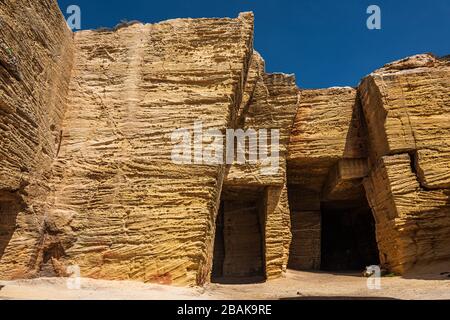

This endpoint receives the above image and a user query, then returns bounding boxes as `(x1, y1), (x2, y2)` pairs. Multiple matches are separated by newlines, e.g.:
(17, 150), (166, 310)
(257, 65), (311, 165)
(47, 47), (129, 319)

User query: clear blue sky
(57, 0), (449, 89)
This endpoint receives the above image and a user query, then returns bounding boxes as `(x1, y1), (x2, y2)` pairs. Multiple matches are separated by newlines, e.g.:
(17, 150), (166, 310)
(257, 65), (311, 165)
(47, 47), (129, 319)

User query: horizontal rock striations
(0, 0), (449, 285)
(287, 87), (370, 270)
(45, 13), (255, 286)
(0, 0), (74, 279)
(360, 54), (450, 273)
(224, 52), (299, 279)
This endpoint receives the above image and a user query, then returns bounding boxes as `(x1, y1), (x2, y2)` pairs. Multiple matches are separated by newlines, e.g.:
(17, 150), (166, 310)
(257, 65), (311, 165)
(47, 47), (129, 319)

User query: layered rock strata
(287, 87), (370, 270)
(360, 54), (450, 273)
(0, 0), (74, 278)
(224, 53), (299, 279)
(0, 0), (449, 286)
(44, 13), (255, 286)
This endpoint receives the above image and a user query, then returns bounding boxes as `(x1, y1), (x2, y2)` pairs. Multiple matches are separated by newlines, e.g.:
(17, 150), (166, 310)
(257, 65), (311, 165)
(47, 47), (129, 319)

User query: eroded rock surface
(46, 14), (254, 286)
(0, 0), (449, 286)
(287, 87), (371, 270)
(223, 55), (299, 279)
(360, 54), (450, 273)
(0, 0), (74, 279)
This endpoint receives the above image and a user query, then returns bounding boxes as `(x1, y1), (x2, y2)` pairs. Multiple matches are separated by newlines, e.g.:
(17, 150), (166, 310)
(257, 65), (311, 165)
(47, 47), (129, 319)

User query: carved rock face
(37, 13), (256, 286)
(359, 54), (450, 273)
(0, 0), (449, 286)
(0, 0), (74, 279)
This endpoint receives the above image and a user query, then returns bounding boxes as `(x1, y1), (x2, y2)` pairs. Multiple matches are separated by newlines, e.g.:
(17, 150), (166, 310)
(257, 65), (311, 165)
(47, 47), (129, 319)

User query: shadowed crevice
(0, 191), (25, 259)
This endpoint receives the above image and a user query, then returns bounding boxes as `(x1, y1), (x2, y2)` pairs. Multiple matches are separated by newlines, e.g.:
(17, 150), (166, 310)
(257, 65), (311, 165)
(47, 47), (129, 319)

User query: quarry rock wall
(0, 0), (449, 286)
(287, 88), (370, 270)
(224, 55), (299, 278)
(0, 0), (74, 279)
(360, 54), (450, 273)
(44, 13), (255, 286)
(287, 54), (450, 274)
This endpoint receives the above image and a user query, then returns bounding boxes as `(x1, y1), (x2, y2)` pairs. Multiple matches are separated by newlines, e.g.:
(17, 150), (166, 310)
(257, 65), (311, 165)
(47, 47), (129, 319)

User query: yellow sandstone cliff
(0, 0), (449, 286)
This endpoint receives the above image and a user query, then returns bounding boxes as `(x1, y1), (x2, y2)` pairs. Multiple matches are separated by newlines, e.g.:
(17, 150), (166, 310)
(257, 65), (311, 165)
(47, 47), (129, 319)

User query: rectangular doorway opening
(321, 197), (380, 271)
(211, 186), (266, 284)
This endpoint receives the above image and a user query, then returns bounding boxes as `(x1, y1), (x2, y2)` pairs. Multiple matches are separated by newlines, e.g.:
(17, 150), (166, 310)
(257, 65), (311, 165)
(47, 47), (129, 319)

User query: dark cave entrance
(211, 186), (266, 284)
(320, 198), (380, 271)
(0, 191), (23, 259)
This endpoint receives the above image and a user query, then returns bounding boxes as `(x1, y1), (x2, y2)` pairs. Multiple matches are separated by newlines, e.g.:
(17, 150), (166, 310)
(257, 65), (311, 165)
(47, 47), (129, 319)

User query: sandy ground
(0, 270), (449, 300)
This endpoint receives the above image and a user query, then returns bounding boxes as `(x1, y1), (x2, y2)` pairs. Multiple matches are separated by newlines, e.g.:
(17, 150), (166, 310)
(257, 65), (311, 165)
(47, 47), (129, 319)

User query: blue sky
(57, 0), (450, 89)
